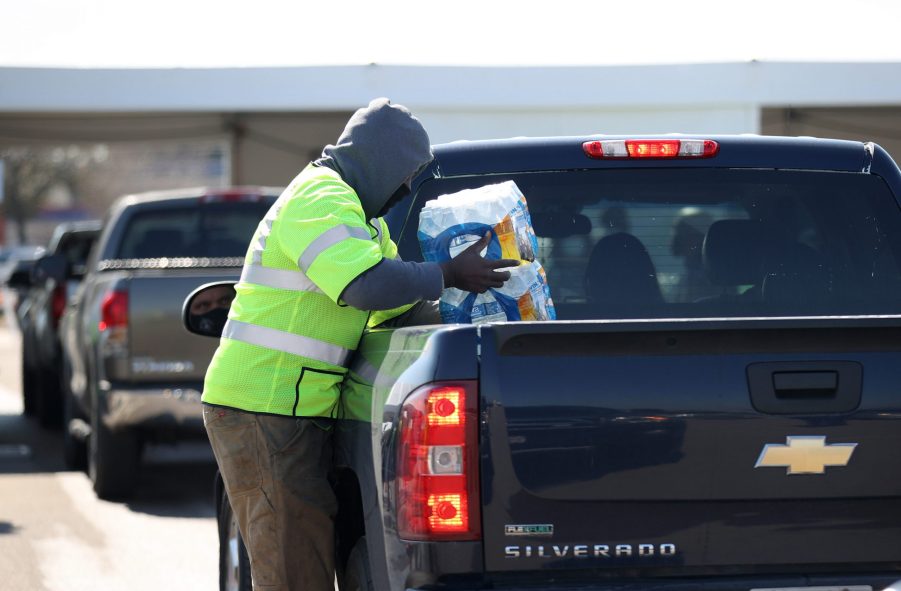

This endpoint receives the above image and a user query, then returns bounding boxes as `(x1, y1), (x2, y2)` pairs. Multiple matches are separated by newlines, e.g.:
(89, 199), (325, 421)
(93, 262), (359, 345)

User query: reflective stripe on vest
(250, 207), (280, 265)
(222, 319), (351, 367)
(370, 218), (383, 246)
(298, 224), (372, 272)
(239, 264), (323, 294)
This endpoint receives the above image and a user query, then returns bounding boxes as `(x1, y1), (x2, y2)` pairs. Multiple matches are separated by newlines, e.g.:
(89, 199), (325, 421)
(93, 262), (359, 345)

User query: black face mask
(194, 307), (229, 336)
(377, 183), (411, 218)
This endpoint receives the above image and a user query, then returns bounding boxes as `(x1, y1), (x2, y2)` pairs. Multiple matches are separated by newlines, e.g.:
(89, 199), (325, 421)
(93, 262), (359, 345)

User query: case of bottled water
(417, 181), (556, 324)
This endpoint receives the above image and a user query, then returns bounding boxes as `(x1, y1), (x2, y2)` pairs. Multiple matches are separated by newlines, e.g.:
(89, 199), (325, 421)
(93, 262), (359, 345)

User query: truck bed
(478, 318), (901, 575)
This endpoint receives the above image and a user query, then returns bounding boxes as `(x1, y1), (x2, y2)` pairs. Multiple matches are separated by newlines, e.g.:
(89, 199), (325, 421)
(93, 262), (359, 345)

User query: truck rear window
(397, 169), (901, 319)
(116, 200), (272, 259)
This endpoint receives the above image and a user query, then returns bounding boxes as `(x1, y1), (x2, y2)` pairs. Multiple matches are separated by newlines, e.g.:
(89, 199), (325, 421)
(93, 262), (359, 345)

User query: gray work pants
(203, 404), (337, 591)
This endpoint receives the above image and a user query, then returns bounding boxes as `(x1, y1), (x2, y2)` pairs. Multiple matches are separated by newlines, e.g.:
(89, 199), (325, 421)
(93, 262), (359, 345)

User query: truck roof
(430, 134), (895, 178)
(112, 186), (283, 210)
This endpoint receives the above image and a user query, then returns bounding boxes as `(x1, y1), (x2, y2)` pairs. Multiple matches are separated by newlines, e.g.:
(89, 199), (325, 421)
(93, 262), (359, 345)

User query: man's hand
(440, 233), (520, 293)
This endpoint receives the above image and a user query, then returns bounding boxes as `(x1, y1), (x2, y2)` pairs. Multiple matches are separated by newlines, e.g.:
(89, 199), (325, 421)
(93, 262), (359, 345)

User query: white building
(1, 61), (900, 242)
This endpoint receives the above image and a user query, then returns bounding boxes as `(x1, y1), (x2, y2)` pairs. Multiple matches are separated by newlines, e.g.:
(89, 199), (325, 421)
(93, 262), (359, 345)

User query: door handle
(773, 371), (837, 398)
(747, 361), (861, 414)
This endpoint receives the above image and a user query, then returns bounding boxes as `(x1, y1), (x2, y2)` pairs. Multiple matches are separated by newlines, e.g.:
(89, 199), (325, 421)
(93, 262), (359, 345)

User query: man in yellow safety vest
(201, 98), (518, 590)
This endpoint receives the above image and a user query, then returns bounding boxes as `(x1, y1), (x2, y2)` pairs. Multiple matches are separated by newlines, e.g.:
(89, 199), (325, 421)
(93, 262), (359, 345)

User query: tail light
(99, 290), (128, 331)
(98, 289), (129, 355)
(51, 283), (67, 327)
(397, 381), (481, 541)
(583, 139), (719, 159)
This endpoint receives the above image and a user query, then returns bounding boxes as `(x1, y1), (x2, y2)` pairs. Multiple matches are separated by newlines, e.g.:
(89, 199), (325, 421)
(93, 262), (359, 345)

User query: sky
(3, 0), (901, 68)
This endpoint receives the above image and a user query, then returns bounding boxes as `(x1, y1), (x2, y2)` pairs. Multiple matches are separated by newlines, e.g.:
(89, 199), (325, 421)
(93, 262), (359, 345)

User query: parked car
(186, 135), (901, 591)
(60, 187), (279, 497)
(21, 220), (102, 427)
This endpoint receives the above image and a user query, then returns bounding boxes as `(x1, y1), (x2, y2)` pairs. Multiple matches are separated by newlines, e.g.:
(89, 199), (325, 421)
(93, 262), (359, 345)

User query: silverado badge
(755, 436), (856, 475)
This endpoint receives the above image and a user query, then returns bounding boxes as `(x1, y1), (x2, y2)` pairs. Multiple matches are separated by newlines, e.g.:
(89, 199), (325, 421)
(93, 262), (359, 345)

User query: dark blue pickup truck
(186, 134), (901, 591)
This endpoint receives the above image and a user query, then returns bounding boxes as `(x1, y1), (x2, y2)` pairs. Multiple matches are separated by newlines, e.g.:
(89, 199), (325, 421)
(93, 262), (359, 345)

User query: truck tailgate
(125, 269), (236, 383)
(478, 318), (901, 574)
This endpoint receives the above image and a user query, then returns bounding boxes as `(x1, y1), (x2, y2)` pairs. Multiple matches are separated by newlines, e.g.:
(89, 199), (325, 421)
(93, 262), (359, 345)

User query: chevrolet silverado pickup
(62, 187), (278, 498)
(185, 135), (901, 591)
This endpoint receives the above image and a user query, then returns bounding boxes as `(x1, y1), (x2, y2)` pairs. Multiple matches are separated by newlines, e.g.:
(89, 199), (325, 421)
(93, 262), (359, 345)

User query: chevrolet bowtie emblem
(755, 436), (857, 475)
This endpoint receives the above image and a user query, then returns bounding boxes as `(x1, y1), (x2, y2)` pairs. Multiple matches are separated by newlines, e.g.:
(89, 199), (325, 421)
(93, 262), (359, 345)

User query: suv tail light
(583, 139), (719, 159)
(51, 283), (67, 327)
(397, 380), (481, 541)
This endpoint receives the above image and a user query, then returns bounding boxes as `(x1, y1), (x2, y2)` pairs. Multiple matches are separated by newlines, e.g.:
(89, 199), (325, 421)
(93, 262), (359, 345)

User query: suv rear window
(397, 169), (901, 319)
(116, 200), (272, 259)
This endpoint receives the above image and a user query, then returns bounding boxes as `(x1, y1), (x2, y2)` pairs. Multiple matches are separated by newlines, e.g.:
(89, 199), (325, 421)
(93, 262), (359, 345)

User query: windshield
(58, 231), (99, 268)
(397, 169), (901, 319)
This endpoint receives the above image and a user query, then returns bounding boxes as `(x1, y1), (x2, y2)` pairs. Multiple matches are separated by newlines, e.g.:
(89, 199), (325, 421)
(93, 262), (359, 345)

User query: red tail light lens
(51, 283), (67, 326)
(98, 290), (128, 331)
(428, 388), (462, 427)
(397, 381), (480, 541)
(627, 139), (681, 158)
(583, 139), (719, 159)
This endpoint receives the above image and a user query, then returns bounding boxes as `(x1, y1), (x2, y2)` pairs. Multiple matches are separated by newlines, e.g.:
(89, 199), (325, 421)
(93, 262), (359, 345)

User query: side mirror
(4, 265), (33, 290)
(31, 254), (68, 285)
(182, 281), (237, 338)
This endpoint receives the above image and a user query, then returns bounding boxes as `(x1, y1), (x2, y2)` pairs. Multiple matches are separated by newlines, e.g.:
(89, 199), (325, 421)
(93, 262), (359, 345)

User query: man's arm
(341, 257), (443, 311)
(343, 233), (519, 311)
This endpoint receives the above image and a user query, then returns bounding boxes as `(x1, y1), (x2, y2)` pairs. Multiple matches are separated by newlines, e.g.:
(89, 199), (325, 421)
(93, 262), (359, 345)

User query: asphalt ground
(0, 320), (219, 591)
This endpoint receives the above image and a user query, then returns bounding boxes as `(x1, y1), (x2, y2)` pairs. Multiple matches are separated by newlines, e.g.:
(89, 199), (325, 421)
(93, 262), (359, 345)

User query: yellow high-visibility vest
(202, 164), (413, 417)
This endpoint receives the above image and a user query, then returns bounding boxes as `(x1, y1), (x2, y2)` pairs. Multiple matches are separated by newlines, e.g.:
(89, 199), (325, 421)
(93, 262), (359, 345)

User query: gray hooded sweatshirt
(316, 98), (443, 312)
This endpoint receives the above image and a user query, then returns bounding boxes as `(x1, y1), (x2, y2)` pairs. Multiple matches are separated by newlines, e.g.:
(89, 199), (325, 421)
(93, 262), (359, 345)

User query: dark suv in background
(21, 220), (102, 427)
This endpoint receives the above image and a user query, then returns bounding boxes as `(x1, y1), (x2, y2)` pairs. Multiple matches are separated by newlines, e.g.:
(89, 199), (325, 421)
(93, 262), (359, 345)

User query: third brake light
(583, 139), (719, 159)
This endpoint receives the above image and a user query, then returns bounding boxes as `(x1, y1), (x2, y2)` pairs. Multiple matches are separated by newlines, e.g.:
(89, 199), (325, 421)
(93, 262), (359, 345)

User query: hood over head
(318, 98), (433, 218)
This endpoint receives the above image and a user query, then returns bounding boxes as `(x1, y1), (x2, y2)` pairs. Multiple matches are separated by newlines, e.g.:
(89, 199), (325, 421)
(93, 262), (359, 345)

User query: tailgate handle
(773, 371), (837, 397)
(747, 361), (862, 414)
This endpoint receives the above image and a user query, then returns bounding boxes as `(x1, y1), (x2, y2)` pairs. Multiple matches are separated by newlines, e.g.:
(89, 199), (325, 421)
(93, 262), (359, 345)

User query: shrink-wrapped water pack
(417, 181), (556, 324)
